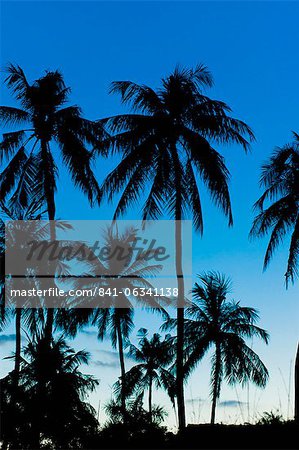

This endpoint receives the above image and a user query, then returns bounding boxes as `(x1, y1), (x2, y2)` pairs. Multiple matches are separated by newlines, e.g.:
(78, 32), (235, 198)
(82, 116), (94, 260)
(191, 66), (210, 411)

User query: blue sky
(0, 1), (299, 425)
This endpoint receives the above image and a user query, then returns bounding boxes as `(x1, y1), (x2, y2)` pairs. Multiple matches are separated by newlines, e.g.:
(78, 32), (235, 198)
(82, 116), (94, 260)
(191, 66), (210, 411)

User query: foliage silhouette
(250, 132), (299, 286)
(99, 64), (254, 429)
(163, 272), (269, 424)
(1, 334), (99, 449)
(104, 393), (167, 427)
(0, 65), (107, 338)
(0, 168), (46, 385)
(60, 226), (168, 422)
(114, 328), (176, 421)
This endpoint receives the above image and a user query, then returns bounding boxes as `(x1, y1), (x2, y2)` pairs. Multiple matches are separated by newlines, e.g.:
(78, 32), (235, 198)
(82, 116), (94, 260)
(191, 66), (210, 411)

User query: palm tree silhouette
(250, 132), (299, 423)
(95, 308), (133, 423)
(0, 219), (4, 324)
(0, 64), (105, 339)
(0, 163), (46, 385)
(250, 132), (299, 286)
(114, 328), (176, 422)
(183, 272), (269, 424)
(295, 344), (299, 422)
(99, 65), (254, 429)
(63, 226), (168, 422)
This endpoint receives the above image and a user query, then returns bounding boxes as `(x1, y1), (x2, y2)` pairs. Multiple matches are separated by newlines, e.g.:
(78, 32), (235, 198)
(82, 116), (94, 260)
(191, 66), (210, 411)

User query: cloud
(92, 350), (122, 369)
(81, 330), (98, 337)
(92, 348), (136, 369)
(0, 334), (16, 345)
(97, 349), (119, 358)
(219, 400), (248, 408)
(96, 349), (135, 361)
(93, 360), (119, 368)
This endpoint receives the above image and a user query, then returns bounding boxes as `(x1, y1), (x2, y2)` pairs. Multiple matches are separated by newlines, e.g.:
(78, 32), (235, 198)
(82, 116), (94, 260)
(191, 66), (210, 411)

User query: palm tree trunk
(116, 312), (126, 423)
(295, 342), (299, 423)
(175, 213), (186, 431)
(211, 343), (221, 425)
(41, 140), (56, 342)
(14, 307), (22, 385)
(44, 217), (56, 341)
(170, 143), (186, 432)
(149, 373), (153, 423)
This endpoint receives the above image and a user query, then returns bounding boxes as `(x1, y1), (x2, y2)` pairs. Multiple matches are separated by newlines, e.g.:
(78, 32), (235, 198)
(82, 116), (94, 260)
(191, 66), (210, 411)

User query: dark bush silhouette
(0, 335), (99, 449)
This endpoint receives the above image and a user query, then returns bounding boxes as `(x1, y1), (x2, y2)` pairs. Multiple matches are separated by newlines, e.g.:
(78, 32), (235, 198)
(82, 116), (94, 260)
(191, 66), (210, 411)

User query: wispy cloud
(93, 360), (119, 368)
(96, 349), (135, 361)
(0, 334), (16, 345)
(97, 349), (119, 358)
(92, 348), (136, 369)
(219, 400), (247, 408)
(81, 330), (98, 337)
(186, 397), (203, 404)
(93, 350), (121, 369)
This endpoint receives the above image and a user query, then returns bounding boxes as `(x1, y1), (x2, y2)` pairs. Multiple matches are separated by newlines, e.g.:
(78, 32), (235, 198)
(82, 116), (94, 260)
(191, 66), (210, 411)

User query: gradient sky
(0, 1), (298, 426)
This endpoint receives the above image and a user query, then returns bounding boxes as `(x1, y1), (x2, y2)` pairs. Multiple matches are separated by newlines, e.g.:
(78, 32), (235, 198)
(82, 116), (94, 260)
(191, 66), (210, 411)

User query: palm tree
(99, 65), (254, 429)
(0, 64), (106, 339)
(295, 343), (299, 423)
(183, 272), (269, 424)
(250, 132), (299, 286)
(0, 162), (46, 386)
(0, 218), (6, 329)
(62, 226), (168, 422)
(250, 132), (299, 422)
(115, 328), (176, 422)
(93, 307), (133, 424)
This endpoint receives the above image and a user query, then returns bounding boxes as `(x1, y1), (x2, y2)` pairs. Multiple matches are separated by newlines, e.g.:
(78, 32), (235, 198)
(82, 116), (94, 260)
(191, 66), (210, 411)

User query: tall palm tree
(183, 272), (269, 424)
(62, 226), (168, 422)
(250, 132), (299, 286)
(0, 159), (46, 385)
(295, 343), (299, 423)
(115, 328), (176, 422)
(99, 65), (254, 429)
(250, 132), (299, 422)
(0, 218), (6, 328)
(0, 64), (105, 339)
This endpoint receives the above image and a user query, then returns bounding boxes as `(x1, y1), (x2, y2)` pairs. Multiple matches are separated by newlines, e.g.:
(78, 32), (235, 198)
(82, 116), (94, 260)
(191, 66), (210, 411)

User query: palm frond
(109, 81), (163, 114)
(58, 131), (101, 206)
(0, 106), (30, 127)
(5, 64), (32, 109)
(182, 128), (233, 225)
(0, 146), (27, 199)
(185, 159), (204, 233)
(0, 130), (27, 164)
(285, 214), (299, 285)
